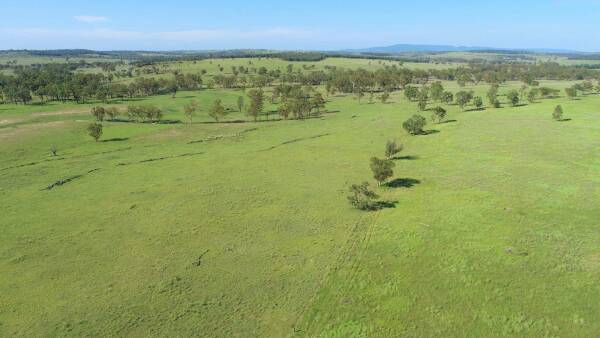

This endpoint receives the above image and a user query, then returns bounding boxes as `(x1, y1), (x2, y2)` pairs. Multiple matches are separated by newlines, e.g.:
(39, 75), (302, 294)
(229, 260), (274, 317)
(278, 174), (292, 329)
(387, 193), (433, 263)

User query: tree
(379, 91), (390, 104)
(311, 92), (326, 115)
(91, 106), (106, 122)
(473, 96), (483, 110)
(487, 85), (499, 105)
(105, 107), (120, 121)
(347, 182), (380, 211)
(506, 90), (520, 106)
(430, 81), (444, 102)
(184, 100), (199, 125)
(168, 79), (179, 98)
(370, 157), (395, 186)
(403, 114), (427, 135)
(442, 91), (454, 104)
(565, 87), (577, 100)
(237, 96), (244, 112)
(87, 123), (103, 142)
(247, 89), (264, 121)
(527, 89), (538, 103)
(418, 98), (427, 111)
(553, 105), (564, 121)
(404, 86), (419, 101)
(208, 99), (226, 122)
(455, 91), (473, 110)
(431, 106), (447, 123)
(385, 139), (403, 159)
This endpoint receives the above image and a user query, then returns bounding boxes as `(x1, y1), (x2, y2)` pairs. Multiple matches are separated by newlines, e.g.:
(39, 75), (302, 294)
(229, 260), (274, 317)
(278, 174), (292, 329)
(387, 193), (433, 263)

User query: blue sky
(1, 0), (599, 51)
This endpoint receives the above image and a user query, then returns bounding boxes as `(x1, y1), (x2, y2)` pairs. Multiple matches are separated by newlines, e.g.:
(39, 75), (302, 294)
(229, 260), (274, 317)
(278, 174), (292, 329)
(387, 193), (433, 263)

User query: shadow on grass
(421, 130), (440, 135)
(157, 120), (182, 124)
(557, 118), (573, 122)
(438, 119), (457, 124)
(392, 155), (419, 161)
(372, 200), (399, 210)
(387, 178), (421, 188)
(101, 137), (129, 143)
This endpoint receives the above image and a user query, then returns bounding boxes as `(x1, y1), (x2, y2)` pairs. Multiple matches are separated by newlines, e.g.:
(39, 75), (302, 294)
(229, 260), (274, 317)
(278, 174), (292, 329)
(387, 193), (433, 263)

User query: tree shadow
(421, 130), (440, 135)
(392, 155), (419, 161)
(101, 137), (129, 143)
(372, 200), (398, 210)
(437, 119), (457, 124)
(387, 178), (421, 188)
(557, 118), (572, 122)
(156, 120), (182, 124)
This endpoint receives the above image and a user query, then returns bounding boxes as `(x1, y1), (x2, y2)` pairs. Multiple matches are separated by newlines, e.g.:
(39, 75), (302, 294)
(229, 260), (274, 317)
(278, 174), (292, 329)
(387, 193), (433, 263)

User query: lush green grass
(2, 66), (600, 337)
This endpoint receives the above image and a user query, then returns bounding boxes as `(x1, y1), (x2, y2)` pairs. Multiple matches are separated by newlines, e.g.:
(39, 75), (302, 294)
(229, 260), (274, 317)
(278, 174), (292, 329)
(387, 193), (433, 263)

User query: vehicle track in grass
(293, 209), (382, 337)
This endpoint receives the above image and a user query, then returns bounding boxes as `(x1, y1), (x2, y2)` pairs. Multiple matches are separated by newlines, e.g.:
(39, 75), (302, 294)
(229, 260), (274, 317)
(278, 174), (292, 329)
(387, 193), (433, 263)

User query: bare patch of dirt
(0, 121), (70, 140)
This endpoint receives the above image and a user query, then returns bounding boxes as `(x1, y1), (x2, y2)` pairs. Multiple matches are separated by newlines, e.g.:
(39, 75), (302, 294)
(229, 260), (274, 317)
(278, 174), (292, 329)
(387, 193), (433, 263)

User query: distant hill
(344, 44), (581, 54)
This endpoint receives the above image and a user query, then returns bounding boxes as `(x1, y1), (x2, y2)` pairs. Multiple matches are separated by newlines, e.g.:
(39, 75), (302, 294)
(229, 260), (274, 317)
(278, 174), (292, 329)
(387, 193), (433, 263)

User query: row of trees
(4, 59), (600, 106)
(90, 105), (163, 123)
(348, 139), (405, 210)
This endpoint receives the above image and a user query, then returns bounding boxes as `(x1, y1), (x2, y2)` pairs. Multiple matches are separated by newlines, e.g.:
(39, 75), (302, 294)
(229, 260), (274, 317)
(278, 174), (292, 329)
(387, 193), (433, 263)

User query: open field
(2, 53), (600, 337)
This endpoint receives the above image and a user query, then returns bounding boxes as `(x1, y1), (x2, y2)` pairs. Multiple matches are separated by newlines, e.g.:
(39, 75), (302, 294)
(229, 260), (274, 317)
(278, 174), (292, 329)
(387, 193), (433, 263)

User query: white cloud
(74, 16), (108, 23)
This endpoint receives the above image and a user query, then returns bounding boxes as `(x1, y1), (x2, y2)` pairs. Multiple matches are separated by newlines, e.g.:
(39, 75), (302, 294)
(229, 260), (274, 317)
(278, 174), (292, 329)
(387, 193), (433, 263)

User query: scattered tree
(473, 96), (483, 110)
(455, 91), (473, 110)
(247, 89), (264, 121)
(565, 87), (577, 100)
(91, 106), (106, 121)
(184, 100), (199, 125)
(379, 91), (390, 104)
(403, 114), (427, 135)
(431, 106), (447, 123)
(506, 90), (520, 106)
(347, 182), (380, 211)
(385, 139), (404, 159)
(237, 96), (244, 112)
(553, 105), (564, 121)
(208, 99), (226, 122)
(87, 123), (103, 142)
(370, 157), (395, 186)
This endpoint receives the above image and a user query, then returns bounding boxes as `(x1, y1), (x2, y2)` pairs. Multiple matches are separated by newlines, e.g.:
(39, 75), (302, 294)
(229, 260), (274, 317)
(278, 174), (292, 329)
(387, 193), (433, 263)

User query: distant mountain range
(343, 44), (581, 54)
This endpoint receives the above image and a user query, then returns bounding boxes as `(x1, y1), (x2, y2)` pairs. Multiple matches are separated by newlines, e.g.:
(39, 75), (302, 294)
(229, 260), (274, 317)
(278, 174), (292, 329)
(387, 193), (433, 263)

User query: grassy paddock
(1, 58), (600, 337)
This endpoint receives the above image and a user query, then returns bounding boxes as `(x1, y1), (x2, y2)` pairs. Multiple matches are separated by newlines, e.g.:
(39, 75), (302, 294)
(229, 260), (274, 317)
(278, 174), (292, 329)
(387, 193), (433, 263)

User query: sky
(1, 0), (599, 51)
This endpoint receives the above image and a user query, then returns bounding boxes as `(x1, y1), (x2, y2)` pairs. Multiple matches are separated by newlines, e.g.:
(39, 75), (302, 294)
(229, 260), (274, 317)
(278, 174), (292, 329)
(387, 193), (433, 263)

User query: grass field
(2, 56), (600, 337)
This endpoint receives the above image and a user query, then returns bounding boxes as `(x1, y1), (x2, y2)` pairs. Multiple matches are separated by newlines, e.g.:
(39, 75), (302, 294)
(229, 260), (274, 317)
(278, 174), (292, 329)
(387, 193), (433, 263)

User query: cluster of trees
(276, 86), (326, 120)
(90, 105), (163, 123)
(348, 140), (404, 210)
(0, 64), (203, 104)
(5, 57), (600, 107)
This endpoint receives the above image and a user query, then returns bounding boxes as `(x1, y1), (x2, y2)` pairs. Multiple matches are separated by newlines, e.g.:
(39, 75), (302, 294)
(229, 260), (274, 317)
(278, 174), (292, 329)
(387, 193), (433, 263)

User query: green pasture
(1, 64), (600, 337)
